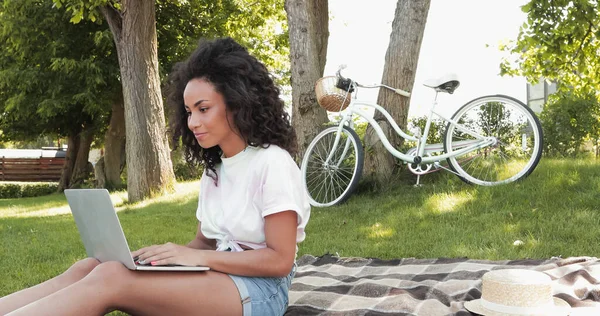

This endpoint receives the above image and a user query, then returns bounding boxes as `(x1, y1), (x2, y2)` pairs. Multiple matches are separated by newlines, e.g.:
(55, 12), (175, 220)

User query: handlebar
(334, 64), (411, 98)
(335, 64), (354, 93)
(335, 64), (347, 79)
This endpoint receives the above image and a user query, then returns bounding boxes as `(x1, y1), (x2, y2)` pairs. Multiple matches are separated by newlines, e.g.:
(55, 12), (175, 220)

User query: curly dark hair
(167, 37), (297, 183)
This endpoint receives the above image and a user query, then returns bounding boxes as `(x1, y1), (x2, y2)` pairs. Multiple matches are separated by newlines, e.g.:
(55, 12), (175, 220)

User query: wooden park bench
(0, 149), (66, 182)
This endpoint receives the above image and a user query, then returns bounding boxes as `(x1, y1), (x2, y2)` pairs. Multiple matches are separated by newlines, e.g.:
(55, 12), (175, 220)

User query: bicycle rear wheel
(443, 95), (543, 185)
(301, 125), (364, 207)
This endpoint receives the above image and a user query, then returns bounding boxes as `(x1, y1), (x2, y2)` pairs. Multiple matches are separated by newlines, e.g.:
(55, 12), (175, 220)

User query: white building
(526, 79), (558, 113)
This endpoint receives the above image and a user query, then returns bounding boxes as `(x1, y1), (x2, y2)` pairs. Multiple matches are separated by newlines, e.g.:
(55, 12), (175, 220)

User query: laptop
(64, 189), (209, 272)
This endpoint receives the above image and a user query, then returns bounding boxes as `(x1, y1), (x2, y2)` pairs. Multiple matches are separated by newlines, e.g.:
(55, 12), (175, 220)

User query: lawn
(1, 158), (600, 299)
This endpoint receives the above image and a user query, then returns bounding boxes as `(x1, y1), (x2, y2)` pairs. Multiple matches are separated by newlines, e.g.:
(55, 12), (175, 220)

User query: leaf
(70, 11), (83, 24)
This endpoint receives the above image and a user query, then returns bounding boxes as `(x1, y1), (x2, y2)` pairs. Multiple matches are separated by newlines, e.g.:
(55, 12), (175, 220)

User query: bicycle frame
(325, 91), (496, 166)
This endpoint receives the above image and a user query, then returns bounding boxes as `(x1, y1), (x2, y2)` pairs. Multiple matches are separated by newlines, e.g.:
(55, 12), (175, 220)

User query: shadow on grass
(0, 193), (201, 296)
(302, 158), (600, 261)
(3, 159), (600, 295)
(0, 180), (202, 218)
(0, 193), (70, 217)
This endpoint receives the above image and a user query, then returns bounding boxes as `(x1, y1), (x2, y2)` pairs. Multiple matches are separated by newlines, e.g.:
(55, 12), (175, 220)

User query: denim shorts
(228, 264), (296, 316)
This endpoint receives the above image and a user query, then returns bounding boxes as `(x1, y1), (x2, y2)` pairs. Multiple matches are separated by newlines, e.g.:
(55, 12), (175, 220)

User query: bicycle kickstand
(414, 174), (423, 187)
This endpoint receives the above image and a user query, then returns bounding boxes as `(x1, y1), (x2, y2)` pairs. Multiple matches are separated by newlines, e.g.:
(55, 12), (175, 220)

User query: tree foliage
(54, 0), (289, 85)
(500, 0), (600, 98)
(540, 93), (600, 157)
(0, 0), (121, 189)
(1, 0), (288, 144)
(0, 0), (118, 142)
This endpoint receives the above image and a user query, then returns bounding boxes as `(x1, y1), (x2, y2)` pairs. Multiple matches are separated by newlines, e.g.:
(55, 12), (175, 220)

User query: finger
(131, 244), (160, 257)
(144, 253), (175, 266)
(133, 246), (156, 262)
(142, 249), (175, 264)
(149, 258), (173, 266)
(144, 244), (183, 261)
(137, 246), (172, 264)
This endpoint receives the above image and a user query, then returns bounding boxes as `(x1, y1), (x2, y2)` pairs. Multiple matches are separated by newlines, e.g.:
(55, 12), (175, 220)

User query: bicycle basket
(315, 76), (352, 112)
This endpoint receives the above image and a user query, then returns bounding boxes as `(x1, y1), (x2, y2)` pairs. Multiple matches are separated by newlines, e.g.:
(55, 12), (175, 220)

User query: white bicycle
(301, 66), (543, 207)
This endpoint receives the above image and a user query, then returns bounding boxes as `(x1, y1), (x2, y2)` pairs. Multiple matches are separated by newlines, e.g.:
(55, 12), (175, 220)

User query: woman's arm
(136, 211), (298, 277)
(202, 211), (298, 277)
(186, 222), (216, 250)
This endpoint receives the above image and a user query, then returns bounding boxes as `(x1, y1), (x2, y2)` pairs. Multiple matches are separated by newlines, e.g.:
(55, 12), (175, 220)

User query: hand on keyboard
(133, 256), (183, 267)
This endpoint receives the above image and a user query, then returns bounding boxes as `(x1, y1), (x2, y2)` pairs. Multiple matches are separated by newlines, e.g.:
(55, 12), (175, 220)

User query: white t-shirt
(196, 145), (311, 253)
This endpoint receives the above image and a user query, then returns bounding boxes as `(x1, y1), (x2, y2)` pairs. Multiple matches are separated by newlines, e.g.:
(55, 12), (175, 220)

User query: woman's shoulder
(253, 144), (294, 161)
(251, 145), (298, 173)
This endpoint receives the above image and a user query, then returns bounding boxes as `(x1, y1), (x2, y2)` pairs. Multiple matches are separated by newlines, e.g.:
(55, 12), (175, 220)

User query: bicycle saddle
(423, 73), (460, 94)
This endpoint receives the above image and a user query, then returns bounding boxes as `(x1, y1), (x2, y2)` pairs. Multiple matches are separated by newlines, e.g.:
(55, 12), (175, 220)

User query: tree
(1, 0), (288, 194)
(285, 0), (329, 158)
(54, 0), (176, 202)
(0, 0), (119, 190)
(94, 100), (126, 190)
(501, 0), (600, 158)
(55, 0), (289, 201)
(476, 102), (518, 157)
(362, 0), (431, 187)
(478, 102), (514, 143)
(500, 0), (600, 98)
(93, 0), (290, 190)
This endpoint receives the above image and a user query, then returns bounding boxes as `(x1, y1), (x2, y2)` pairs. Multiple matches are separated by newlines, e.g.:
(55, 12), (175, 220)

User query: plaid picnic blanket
(286, 254), (600, 315)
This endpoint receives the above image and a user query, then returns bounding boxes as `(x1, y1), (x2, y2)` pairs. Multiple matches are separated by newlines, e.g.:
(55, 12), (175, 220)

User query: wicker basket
(315, 76), (352, 112)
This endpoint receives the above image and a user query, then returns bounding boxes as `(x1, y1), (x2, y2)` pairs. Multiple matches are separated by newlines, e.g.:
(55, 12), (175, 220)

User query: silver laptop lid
(64, 189), (136, 270)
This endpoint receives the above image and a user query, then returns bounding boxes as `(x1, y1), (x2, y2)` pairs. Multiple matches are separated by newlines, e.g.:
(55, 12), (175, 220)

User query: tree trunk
(285, 0), (330, 160)
(69, 127), (95, 188)
(101, 1), (175, 202)
(363, 0), (431, 187)
(95, 156), (107, 188)
(96, 100), (126, 189)
(58, 134), (79, 192)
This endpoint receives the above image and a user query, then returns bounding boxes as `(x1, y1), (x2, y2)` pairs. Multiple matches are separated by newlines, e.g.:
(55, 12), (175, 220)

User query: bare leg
(0, 258), (100, 315)
(7, 261), (243, 316)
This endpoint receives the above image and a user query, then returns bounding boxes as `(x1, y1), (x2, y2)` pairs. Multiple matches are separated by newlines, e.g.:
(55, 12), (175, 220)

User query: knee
(69, 262), (131, 311)
(63, 257), (101, 282)
(83, 261), (131, 290)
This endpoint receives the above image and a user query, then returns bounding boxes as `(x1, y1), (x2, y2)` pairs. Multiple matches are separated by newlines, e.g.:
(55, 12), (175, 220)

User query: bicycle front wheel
(443, 95), (543, 186)
(301, 125), (364, 207)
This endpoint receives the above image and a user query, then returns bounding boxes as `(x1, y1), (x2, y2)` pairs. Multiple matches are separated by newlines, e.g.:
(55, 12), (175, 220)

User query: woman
(0, 37), (310, 316)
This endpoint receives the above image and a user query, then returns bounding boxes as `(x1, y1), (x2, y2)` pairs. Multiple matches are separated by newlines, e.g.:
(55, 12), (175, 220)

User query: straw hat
(464, 269), (570, 316)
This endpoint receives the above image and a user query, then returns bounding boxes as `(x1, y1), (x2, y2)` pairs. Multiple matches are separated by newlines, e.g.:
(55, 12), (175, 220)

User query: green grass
(2, 158), (600, 299)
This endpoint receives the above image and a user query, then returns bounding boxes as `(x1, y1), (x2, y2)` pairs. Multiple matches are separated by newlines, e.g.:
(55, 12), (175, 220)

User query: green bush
(170, 144), (203, 181)
(540, 93), (600, 157)
(353, 120), (368, 141)
(0, 184), (22, 199)
(173, 162), (203, 181)
(0, 182), (58, 199)
(406, 115), (445, 146)
(392, 116), (447, 155)
(21, 183), (57, 197)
